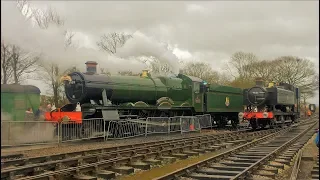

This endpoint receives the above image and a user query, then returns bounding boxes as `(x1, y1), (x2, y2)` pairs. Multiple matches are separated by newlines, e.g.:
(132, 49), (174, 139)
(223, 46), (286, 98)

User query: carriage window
(193, 82), (200, 93)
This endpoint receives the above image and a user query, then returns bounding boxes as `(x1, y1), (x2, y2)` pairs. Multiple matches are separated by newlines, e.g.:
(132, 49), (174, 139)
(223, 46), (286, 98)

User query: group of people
(24, 104), (53, 121)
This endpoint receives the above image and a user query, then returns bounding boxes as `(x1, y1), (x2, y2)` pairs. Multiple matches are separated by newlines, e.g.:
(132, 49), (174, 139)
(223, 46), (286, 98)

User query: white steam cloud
(1, 1), (145, 74)
(116, 31), (180, 74)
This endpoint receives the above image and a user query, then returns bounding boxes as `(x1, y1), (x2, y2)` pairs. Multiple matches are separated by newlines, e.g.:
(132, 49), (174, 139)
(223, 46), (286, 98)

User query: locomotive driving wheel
(250, 119), (258, 130)
(278, 115), (285, 128)
(269, 118), (276, 129)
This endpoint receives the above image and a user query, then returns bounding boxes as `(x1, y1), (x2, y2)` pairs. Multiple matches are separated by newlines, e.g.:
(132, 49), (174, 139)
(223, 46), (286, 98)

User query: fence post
(8, 122), (11, 146)
(103, 119), (106, 141)
(145, 118), (148, 137)
(58, 122), (61, 144)
(180, 117), (183, 134)
(168, 118), (171, 134)
(197, 117), (201, 133)
(106, 120), (111, 141)
(209, 115), (213, 129)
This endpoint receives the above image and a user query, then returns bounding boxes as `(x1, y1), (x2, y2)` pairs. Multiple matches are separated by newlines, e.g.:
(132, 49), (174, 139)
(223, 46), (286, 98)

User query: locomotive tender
(46, 61), (243, 128)
(239, 78), (300, 130)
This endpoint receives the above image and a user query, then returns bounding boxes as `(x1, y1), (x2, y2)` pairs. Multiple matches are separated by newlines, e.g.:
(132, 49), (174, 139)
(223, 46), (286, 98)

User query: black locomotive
(240, 78), (300, 129)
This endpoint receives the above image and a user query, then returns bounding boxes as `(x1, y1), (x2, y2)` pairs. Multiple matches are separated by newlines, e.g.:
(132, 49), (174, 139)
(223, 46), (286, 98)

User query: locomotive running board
(102, 110), (120, 120)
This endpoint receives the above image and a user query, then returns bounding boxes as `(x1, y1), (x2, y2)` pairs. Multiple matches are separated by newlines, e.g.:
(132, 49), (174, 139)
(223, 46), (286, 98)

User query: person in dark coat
(315, 129), (319, 148)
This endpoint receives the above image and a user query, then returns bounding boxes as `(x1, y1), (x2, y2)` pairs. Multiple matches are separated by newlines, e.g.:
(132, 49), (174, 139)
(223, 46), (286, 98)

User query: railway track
(289, 134), (319, 180)
(1, 128), (280, 180)
(153, 120), (318, 180)
(1, 129), (251, 167)
(311, 154), (319, 180)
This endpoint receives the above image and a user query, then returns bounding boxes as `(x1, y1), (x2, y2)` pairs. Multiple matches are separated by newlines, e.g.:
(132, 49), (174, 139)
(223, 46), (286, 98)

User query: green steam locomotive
(51, 61), (243, 127)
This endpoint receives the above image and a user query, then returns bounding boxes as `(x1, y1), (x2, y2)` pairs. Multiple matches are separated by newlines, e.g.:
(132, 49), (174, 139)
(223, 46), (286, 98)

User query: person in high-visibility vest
(307, 110), (312, 117)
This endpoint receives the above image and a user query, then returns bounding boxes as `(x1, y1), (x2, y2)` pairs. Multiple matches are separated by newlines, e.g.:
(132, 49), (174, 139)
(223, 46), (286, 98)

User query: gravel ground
(1, 129), (232, 158)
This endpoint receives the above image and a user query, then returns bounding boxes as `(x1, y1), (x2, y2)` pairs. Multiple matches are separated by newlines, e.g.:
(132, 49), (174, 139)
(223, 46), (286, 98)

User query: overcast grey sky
(1, 1), (319, 104)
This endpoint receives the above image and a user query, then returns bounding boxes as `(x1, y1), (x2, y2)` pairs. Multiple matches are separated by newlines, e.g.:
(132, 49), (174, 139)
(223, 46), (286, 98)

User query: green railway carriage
(56, 61), (244, 127)
(1, 84), (41, 121)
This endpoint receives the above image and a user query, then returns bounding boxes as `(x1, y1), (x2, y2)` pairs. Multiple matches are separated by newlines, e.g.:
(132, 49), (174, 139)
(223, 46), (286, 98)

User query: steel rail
(17, 129), (279, 180)
(2, 129), (274, 179)
(4, 130), (278, 180)
(153, 120), (317, 180)
(289, 149), (302, 180)
(2, 119), (314, 180)
(232, 122), (317, 179)
(1, 129), (252, 168)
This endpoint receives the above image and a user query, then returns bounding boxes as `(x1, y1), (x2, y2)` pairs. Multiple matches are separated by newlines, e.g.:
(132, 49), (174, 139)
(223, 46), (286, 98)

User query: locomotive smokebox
(85, 61), (98, 75)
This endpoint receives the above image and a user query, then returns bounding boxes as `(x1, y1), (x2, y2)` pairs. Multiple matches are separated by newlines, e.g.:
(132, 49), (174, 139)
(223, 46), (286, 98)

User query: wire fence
(1, 115), (212, 147)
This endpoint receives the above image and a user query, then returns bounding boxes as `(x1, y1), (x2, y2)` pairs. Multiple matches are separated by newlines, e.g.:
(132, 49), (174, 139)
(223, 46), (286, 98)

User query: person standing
(24, 107), (35, 122)
(315, 129), (319, 148)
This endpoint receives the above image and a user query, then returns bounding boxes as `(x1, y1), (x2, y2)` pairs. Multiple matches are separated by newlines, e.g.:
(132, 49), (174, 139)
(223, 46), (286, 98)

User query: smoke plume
(116, 31), (180, 74)
(1, 1), (145, 74)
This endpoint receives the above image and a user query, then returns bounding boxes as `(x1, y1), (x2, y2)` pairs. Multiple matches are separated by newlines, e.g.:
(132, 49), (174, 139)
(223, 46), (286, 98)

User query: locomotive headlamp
(263, 112), (268, 118)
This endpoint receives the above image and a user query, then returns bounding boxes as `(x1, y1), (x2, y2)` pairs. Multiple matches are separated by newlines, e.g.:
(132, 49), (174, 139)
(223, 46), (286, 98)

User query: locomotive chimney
(85, 61), (98, 75)
(255, 77), (264, 87)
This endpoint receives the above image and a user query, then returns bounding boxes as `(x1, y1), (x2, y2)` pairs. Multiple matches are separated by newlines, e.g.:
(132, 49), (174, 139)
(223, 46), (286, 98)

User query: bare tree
(64, 30), (76, 48)
(97, 32), (132, 54)
(10, 45), (39, 84)
(137, 56), (174, 75)
(271, 56), (317, 97)
(118, 70), (140, 76)
(16, 1), (75, 48)
(100, 68), (111, 75)
(1, 42), (13, 84)
(181, 62), (221, 84)
(16, 0), (33, 20)
(227, 51), (259, 79)
(1, 42), (39, 84)
(37, 62), (77, 107)
(31, 6), (65, 29)
(246, 60), (274, 82)
(16, 1), (78, 105)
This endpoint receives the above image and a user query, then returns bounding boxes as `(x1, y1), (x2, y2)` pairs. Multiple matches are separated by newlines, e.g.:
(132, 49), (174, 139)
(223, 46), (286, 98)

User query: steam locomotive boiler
(239, 78), (300, 130)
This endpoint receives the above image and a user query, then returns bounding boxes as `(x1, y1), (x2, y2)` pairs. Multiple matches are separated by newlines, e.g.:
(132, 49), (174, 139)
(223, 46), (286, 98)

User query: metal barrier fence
(1, 121), (59, 146)
(169, 117), (182, 133)
(197, 114), (212, 129)
(1, 115), (209, 146)
(106, 119), (146, 140)
(179, 116), (201, 133)
(60, 118), (105, 142)
(146, 117), (170, 135)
